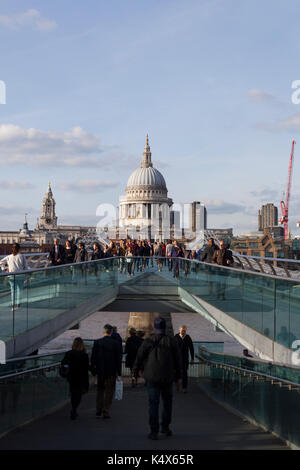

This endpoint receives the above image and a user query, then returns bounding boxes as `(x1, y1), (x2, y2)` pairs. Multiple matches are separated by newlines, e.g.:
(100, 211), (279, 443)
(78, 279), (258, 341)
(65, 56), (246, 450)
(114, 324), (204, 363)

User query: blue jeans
(147, 382), (173, 433)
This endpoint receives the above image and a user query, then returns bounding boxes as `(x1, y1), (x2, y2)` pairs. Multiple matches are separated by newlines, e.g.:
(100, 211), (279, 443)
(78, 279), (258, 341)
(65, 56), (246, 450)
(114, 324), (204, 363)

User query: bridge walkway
(0, 380), (288, 450)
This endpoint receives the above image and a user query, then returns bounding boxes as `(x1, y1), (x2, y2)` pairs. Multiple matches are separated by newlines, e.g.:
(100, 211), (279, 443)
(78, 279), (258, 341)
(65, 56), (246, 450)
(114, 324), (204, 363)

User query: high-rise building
(258, 203), (278, 231)
(189, 201), (207, 233)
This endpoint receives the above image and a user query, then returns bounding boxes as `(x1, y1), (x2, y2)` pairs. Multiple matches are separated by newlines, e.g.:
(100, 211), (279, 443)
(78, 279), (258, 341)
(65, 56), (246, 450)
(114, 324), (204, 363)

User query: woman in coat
(61, 337), (90, 420)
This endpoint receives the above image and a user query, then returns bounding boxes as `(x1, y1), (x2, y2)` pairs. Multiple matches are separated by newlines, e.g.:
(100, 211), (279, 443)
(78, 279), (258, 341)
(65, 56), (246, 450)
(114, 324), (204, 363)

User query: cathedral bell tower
(37, 182), (58, 230)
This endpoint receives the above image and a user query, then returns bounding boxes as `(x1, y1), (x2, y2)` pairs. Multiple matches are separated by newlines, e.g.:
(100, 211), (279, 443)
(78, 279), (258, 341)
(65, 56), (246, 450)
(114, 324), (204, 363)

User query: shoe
(148, 432), (158, 440)
(96, 411), (102, 418)
(70, 410), (78, 420)
(161, 428), (172, 436)
(103, 414), (111, 419)
(182, 389), (187, 394)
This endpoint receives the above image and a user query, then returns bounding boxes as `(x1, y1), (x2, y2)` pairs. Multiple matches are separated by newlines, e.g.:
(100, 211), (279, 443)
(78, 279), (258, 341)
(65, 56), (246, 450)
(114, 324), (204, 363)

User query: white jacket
(0, 254), (28, 272)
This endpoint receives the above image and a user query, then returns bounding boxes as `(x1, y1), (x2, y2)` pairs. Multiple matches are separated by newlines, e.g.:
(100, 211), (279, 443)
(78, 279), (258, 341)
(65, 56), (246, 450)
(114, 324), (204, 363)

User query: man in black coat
(49, 238), (65, 266)
(201, 238), (218, 263)
(174, 325), (194, 393)
(91, 324), (122, 419)
(200, 238), (218, 295)
(133, 317), (181, 440)
(212, 240), (234, 300)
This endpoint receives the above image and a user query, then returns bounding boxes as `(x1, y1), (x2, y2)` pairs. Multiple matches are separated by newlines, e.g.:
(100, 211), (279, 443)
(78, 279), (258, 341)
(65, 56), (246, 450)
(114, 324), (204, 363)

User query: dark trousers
(97, 376), (116, 415)
(182, 366), (188, 389)
(147, 382), (173, 433)
(70, 385), (83, 412)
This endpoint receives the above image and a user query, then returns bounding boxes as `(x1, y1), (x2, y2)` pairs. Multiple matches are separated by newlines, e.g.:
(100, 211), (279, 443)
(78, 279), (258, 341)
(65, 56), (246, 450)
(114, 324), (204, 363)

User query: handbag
(114, 377), (123, 400)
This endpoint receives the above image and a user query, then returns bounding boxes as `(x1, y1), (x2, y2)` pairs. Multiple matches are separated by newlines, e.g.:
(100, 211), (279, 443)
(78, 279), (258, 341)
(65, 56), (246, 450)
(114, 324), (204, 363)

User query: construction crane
(279, 140), (295, 240)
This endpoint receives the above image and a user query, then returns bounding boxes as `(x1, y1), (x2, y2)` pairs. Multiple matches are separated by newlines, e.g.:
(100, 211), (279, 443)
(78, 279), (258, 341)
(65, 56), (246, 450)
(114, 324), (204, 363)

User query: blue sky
(1, 0), (300, 234)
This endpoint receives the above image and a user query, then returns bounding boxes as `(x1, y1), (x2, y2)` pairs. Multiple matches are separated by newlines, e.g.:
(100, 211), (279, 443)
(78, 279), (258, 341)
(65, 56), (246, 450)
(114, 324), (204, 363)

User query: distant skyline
(1, 0), (300, 235)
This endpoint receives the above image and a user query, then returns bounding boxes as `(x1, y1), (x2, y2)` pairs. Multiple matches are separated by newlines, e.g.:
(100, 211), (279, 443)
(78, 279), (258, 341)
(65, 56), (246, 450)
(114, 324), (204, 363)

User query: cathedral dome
(126, 136), (167, 191)
(127, 166), (166, 190)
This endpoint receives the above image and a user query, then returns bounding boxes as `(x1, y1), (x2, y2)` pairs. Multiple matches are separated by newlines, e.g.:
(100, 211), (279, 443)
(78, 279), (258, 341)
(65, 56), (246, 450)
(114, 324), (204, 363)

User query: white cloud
(57, 180), (119, 193)
(0, 204), (39, 216)
(250, 188), (280, 201)
(256, 113), (300, 133)
(0, 124), (139, 170)
(246, 89), (276, 104)
(205, 199), (246, 214)
(0, 9), (56, 32)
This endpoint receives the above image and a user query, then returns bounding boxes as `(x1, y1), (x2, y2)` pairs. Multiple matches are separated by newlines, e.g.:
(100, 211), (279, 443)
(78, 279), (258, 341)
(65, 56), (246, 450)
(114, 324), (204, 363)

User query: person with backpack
(133, 317), (181, 440)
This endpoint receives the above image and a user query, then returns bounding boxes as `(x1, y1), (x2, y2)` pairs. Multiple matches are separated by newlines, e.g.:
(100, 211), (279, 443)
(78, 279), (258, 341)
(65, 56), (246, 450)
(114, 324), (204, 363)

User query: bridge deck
(0, 380), (288, 450)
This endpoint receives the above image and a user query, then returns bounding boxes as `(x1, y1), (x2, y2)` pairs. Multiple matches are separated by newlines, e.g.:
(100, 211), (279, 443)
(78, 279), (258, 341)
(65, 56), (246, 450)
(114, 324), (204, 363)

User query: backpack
(144, 336), (175, 385)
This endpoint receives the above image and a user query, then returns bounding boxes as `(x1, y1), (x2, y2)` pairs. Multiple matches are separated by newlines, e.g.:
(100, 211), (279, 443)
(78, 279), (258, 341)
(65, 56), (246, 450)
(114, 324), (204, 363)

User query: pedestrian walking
(171, 241), (180, 278)
(153, 242), (163, 272)
(61, 337), (90, 420)
(125, 328), (143, 387)
(201, 238), (218, 263)
(64, 240), (76, 264)
(174, 325), (194, 393)
(49, 238), (65, 266)
(0, 243), (28, 310)
(125, 247), (134, 276)
(133, 317), (181, 440)
(91, 324), (122, 419)
(212, 240), (234, 300)
(166, 240), (173, 271)
(74, 242), (89, 284)
(111, 325), (123, 361)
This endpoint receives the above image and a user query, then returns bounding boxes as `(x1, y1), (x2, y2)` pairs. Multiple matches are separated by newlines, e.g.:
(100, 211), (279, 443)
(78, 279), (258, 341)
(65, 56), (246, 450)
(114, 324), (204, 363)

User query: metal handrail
(234, 253), (300, 265)
(196, 352), (300, 389)
(0, 362), (61, 381)
(1, 255), (300, 283)
(0, 255), (118, 276)
(5, 350), (67, 363)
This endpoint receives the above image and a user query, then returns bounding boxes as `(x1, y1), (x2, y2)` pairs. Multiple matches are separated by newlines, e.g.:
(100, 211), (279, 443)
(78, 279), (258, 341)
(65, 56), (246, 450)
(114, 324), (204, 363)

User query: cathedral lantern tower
(37, 182), (58, 230)
(118, 135), (173, 241)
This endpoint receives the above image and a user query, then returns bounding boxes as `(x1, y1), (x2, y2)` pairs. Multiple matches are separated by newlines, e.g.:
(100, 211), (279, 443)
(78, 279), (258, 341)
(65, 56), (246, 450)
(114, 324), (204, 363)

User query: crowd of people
(0, 237), (234, 307)
(61, 319), (195, 440)
(47, 237), (234, 279)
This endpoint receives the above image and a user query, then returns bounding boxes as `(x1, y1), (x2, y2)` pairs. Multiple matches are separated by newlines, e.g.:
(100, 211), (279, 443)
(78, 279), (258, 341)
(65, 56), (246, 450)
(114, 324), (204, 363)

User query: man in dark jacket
(201, 238), (218, 263)
(91, 324), (122, 419)
(212, 240), (234, 300)
(174, 325), (194, 393)
(133, 317), (181, 440)
(49, 238), (65, 266)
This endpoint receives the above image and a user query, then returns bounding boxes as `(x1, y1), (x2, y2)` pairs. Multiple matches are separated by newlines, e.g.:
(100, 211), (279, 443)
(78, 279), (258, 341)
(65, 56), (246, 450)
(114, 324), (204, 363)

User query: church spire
(141, 134), (152, 168)
(23, 213), (28, 231)
(47, 181), (52, 195)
